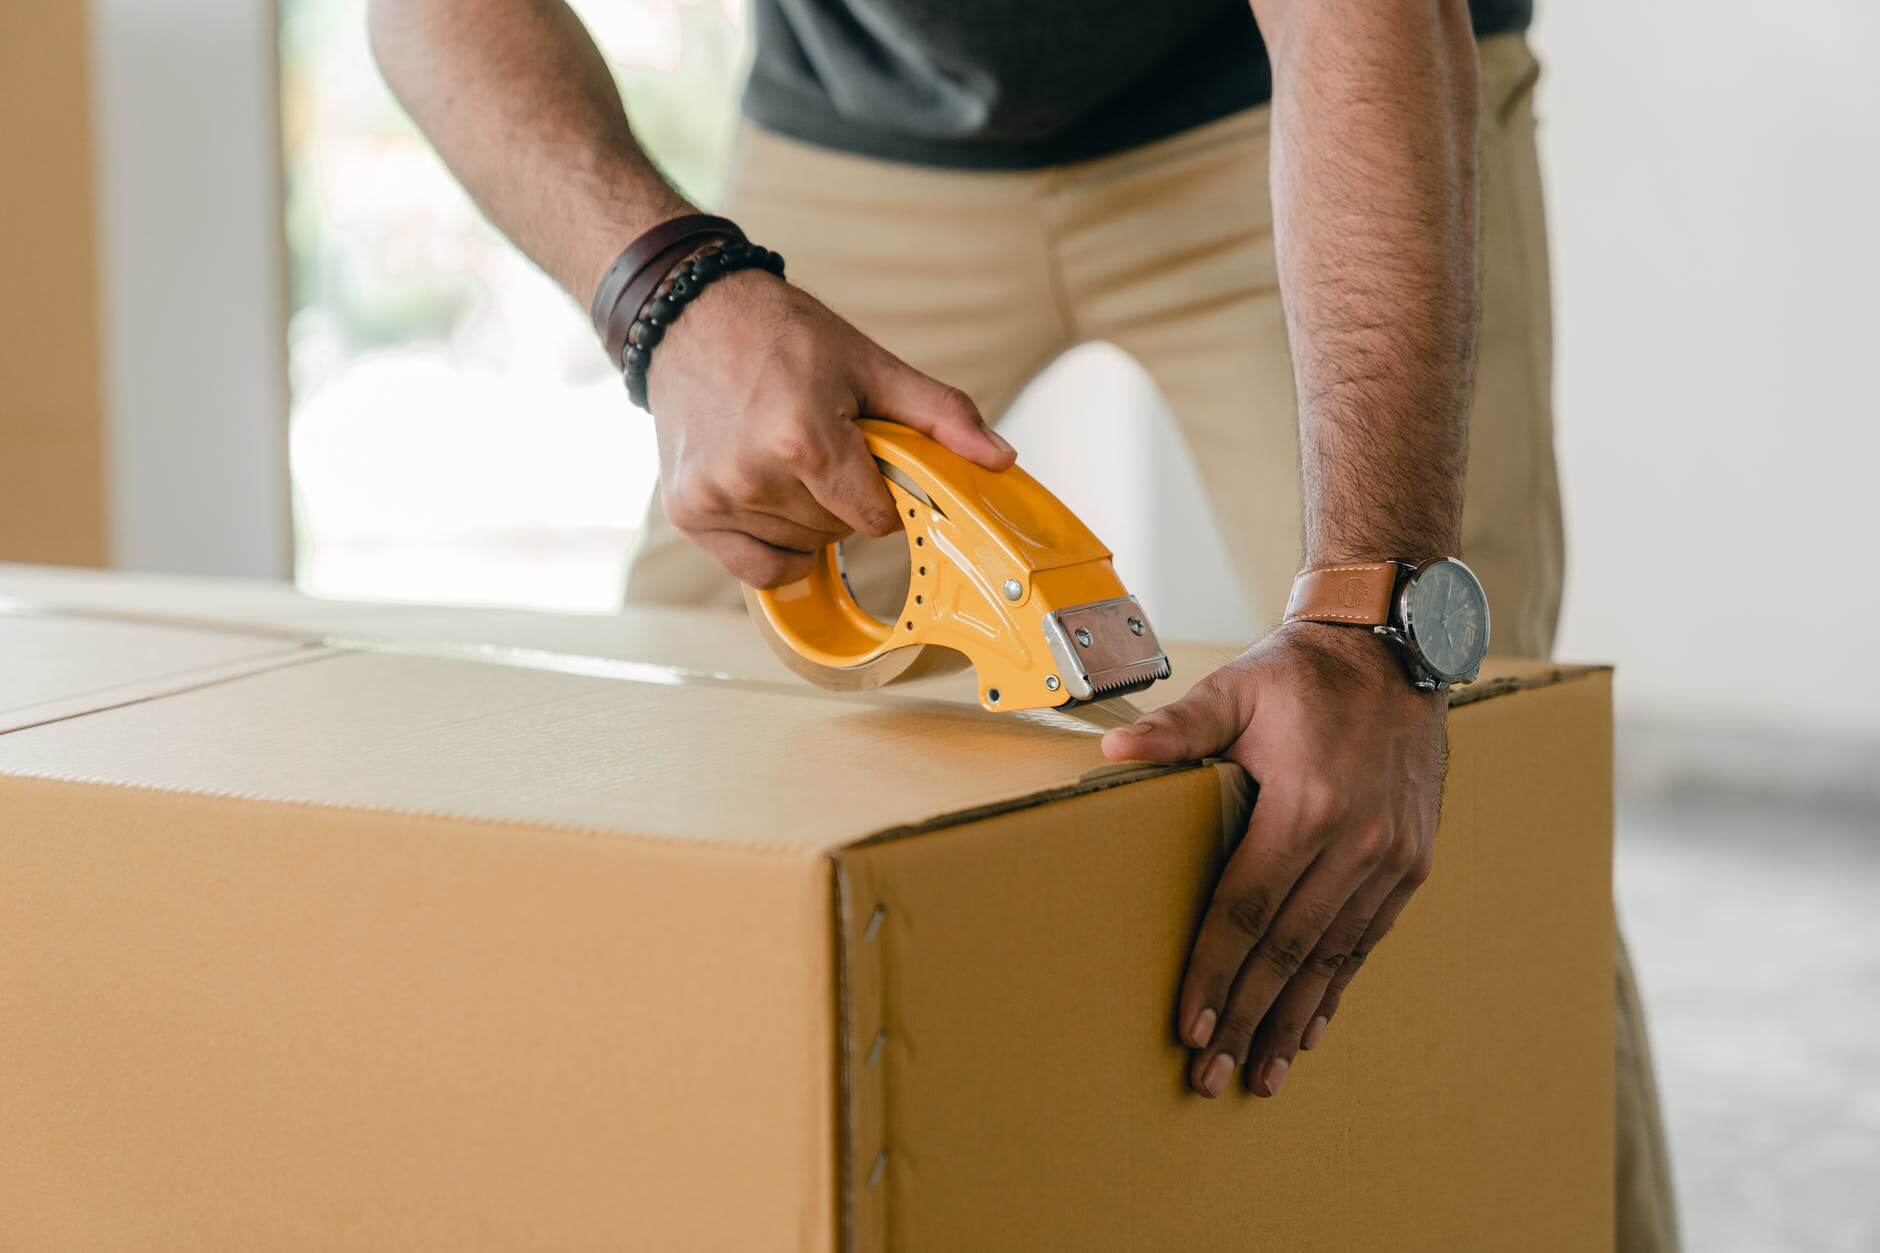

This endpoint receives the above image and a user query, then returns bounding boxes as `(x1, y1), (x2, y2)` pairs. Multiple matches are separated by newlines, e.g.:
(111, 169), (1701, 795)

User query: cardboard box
(0, 567), (1614, 1251)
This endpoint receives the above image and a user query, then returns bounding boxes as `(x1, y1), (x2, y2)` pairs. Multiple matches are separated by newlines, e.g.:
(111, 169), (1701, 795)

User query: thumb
(861, 351), (1016, 471)
(1101, 670), (1251, 764)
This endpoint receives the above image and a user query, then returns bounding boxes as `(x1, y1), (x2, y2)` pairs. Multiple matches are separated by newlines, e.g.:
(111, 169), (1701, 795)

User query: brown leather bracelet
(609, 237), (723, 373)
(590, 214), (745, 368)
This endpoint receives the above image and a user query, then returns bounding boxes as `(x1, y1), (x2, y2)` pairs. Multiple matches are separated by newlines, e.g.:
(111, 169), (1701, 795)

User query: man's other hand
(1100, 621), (1445, 1098)
(645, 269), (1015, 588)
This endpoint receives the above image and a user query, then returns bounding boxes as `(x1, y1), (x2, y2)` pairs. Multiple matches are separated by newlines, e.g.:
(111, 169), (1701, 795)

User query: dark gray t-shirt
(742, 0), (1533, 169)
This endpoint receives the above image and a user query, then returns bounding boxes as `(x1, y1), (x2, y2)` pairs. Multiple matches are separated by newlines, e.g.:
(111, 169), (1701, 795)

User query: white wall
(90, 0), (291, 578)
(1532, 1), (1880, 737)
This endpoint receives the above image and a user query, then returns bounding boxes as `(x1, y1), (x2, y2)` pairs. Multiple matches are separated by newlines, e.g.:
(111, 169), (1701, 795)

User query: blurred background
(3, 1), (1876, 1247)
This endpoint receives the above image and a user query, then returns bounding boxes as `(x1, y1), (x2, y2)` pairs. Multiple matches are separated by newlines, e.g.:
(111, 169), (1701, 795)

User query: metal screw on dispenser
(1045, 675), (1061, 691)
(1074, 627), (1093, 647)
(1127, 616), (1145, 636)
(1003, 579), (1023, 601)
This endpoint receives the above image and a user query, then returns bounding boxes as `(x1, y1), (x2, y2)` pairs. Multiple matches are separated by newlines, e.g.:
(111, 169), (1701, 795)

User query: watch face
(1402, 559), (1490, 681)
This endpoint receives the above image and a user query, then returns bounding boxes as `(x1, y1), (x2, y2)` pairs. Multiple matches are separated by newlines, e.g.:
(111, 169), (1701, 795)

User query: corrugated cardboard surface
(0, 611), (325, 734)
(0, 643), (1195, 852)
(2, 776), (838, 1252)
(0, 572), (1614, 1250)
(839, 673), (1613, 1252)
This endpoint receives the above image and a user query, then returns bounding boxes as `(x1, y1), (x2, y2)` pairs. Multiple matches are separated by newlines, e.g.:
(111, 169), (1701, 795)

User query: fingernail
(1189, 1007), (1217, 1049)
(1126, 721), (1154, 736)
(988, 429), (1016, 457)
(1302, 1016), (1329, 1052)
(1258, 1056), (1290, 1097)
(1199, 1053), (1234, 1098)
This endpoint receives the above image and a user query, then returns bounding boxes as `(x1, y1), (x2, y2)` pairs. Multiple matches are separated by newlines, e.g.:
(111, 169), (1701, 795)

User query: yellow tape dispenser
(744, 419), (1172, 713)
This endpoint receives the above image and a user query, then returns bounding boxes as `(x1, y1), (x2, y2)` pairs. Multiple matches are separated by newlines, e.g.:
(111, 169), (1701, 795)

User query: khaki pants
(623, 33), (1678, 1251)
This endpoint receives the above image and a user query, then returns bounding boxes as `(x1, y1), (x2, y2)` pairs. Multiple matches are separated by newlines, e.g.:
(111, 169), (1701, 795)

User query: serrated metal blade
(1040, 595), (1171, 705)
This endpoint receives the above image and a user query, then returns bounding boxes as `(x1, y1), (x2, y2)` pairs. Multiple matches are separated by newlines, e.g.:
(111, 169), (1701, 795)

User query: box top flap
(0, 605), (323, 734)
(0, 568), (1601, 854)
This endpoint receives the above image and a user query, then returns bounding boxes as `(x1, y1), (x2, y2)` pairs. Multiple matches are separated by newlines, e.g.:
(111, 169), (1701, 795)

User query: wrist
(621, 240), (787, 411)
(1275, 617), (1426, 683)
(1273, 622), (1452, 718)
(590, 213), (749, 370)
(644, 266), (785, 408)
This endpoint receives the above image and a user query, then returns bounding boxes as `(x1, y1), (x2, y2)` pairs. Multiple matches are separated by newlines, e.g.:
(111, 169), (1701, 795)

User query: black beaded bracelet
(622, 239), (787, 411)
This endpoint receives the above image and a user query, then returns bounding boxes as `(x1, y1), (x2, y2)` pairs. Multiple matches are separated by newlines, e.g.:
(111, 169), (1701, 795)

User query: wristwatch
(1283, 558), (1491, 691)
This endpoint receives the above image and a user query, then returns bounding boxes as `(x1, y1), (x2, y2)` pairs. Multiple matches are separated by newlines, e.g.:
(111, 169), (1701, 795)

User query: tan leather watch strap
(1283, 562), (1400, 626)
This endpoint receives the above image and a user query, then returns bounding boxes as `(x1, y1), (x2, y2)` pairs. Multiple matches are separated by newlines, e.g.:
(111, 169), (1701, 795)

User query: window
(281, 0), (743, 611)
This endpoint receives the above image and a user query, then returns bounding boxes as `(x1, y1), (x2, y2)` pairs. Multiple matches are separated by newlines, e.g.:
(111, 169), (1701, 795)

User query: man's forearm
(1253, 0), (1481, 565)
(368, 0), (692, 306)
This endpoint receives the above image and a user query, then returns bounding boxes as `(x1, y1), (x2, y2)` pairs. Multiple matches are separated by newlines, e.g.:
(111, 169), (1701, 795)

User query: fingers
(1174, 795), (1315, 1095)
(1307, 870), (1425, 1043)
(695, 434), (910, 583)
(661, 430), (863, 579)
(1101, 667), (1250, 764)
(665, 457), (846, 536)
(691, 530), (820, 589)
(861, 352), (1016, 471)
(1243, 864), (1401, 1085)
(717, 509), (843, 556)
(666, 483), (844, 568)
(791, 413), (901, 539)
(1187, 852), (1358, 1098)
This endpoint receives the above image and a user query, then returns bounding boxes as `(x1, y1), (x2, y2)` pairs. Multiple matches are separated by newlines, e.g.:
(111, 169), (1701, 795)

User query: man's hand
(646, 269), (1015, 588)
(1101, 622), (1444, 1098)
(370, 0), (1012, 585)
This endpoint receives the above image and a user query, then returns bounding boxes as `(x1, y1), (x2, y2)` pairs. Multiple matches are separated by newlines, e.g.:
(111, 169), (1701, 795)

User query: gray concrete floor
(1617, 791), (1880, 1252)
